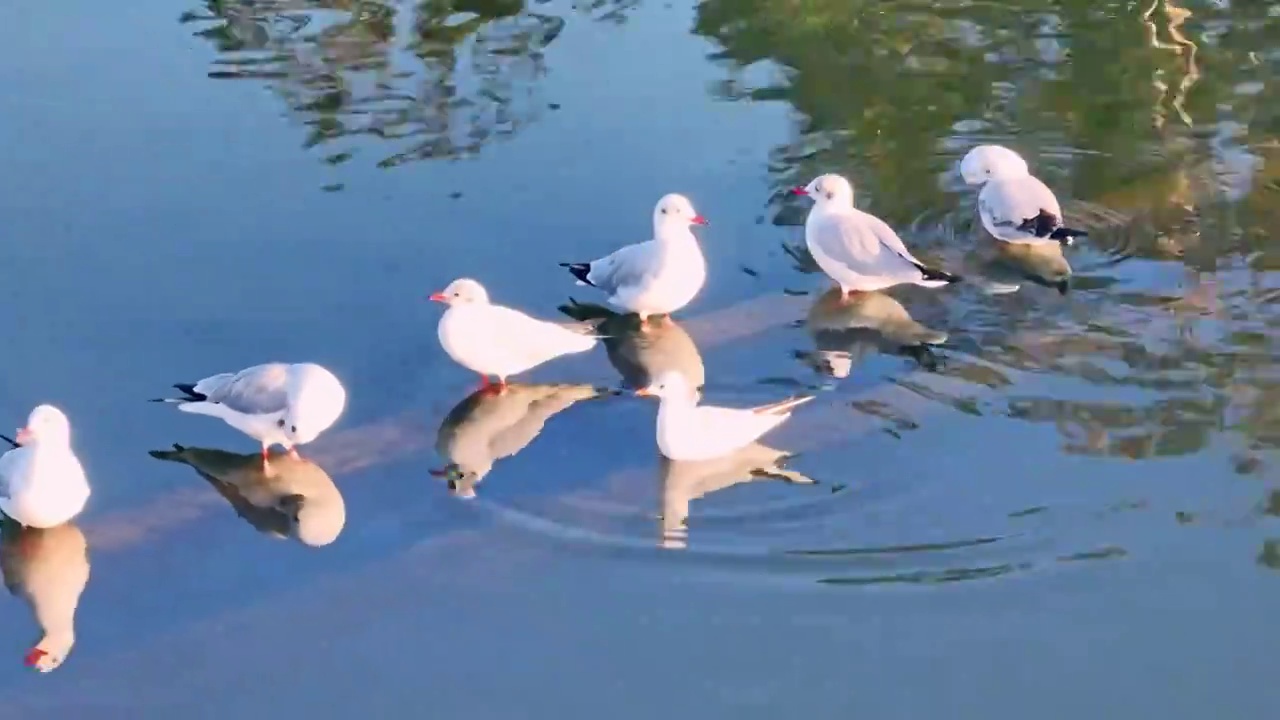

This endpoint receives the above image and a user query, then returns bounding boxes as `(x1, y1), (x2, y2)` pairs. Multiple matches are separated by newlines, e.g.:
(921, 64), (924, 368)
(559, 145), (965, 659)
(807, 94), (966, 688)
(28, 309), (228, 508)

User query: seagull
(635, 371), (814, 462)
(151, 362), (347, 470)
(0, 405), (91, 529)
(431, 382), (603, 498)
(559, 193), (708, 329)
(0, 519), (90, 673)
(149, 444), (346, 547)
(960, 144), (1088, 246)
(792, 174), (961, 295)
(430, 278), (600, 392)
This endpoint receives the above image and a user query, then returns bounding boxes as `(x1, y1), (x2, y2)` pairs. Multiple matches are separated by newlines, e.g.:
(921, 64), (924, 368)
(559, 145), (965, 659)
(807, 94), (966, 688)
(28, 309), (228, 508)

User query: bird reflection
(0, 518), (90, 673)
(659, 443), (816, 550)
(800, 288), (947, 377)
(558, 300), (705, 393)
(433, 383), (604, 498)
(148, 445), (346, 547)
(970, 241), (1073, 296)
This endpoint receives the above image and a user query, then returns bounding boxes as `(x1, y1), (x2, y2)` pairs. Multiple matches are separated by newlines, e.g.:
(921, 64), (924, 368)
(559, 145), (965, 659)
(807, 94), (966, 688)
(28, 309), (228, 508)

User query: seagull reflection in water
(659, 442), (818, 550)
(432, 383), (606, 498)
(967, 239), (1073, 296)
(558, 299), (705, 395)
(149, 445), (346, 547)
(0, 517), (90, 673)
(801, 287), (948, 377)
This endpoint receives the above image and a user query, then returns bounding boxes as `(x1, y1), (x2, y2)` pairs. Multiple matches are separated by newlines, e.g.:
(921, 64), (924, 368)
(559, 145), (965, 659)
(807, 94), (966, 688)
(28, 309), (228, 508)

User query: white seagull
(153, 362), (347, 469)
(635, 371), (814, 462)
(960, 144), (1087, 246)
(792, 174), (961, 295)
(559, 193), (708, 329)
(430, 278), (600, 391)
(0, 405), (91, 529)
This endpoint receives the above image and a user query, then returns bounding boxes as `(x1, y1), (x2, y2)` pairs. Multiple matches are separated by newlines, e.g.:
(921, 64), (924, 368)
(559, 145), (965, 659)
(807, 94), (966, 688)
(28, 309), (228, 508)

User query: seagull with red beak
(0, 404), (91, 529)
(429, 277), (601, 392)
(559, 192), (709, 330)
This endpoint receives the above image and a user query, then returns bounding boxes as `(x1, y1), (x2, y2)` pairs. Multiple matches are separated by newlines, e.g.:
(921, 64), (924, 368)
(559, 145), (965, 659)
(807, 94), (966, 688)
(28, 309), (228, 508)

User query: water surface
(1, 0), (1279, 717)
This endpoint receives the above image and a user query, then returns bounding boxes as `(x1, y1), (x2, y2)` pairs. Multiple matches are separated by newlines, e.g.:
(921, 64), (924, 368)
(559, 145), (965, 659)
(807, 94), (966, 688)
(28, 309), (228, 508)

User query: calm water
(1, 0), (1279, 716)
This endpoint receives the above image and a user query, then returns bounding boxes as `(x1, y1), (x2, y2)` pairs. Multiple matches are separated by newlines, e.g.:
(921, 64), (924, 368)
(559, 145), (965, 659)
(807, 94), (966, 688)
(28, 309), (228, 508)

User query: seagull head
(15, 404), (71, 447)
(429, 278), (490, 306)
(652, 193), (707, 232)
(634, 370), (698, 403)
(281, 364), (347, 446)
(960, 145), (1030, 185)
(791, 174), (854, 207)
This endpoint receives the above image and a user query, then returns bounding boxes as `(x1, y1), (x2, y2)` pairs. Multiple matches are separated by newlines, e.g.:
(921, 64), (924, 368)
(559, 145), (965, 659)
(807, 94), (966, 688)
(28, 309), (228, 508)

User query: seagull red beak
(14, 427), (32, 444)
(690, 215), (709, 226)
(427, 292), (447, 303)
(23, 648), (47, 668)
(790, 186), (809, 196)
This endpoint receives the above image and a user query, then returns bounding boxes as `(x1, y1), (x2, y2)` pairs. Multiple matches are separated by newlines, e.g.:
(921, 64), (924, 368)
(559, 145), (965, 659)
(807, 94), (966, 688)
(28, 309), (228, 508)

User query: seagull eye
(290, 425), (297, 433)
(277, 419), (285, 428)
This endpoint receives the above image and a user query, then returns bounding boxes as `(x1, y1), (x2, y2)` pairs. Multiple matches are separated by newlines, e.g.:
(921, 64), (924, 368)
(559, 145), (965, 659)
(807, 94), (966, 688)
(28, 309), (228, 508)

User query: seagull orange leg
(260, 445), (271, 471)
(287, 446), (302, 461)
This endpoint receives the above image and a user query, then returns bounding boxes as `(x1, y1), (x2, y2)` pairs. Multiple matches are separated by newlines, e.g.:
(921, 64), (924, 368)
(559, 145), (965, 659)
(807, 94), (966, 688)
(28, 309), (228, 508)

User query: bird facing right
(153, 362), (347, 470)
(558, 193), (709, 329)
(792, 174), (961, 296)
(960, 144), (1088, 246)
(635, 371), (814, 462)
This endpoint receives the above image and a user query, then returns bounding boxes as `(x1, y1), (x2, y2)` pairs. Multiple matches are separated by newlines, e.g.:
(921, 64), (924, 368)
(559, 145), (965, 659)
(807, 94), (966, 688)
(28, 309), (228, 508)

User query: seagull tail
(1016, 209), (1064, 238)
(562, 316), (612, 340)
(149, 383), (207, 404)
(559, 262), (596, 287)
(752, 395), (816, 416)
(148, 443), (190, 462)
(917, 265), (962, 285)
(1049, 226), (1087, 245)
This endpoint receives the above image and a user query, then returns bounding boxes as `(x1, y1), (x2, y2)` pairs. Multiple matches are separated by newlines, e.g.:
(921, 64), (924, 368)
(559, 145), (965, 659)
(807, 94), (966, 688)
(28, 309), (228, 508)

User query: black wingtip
(0, 434), (17, 449)
(1049, 227), (1087, 244)
(1017, 209), (1062, 238)
(173, 383), (207, 401)
(920, 266), (962, 284)
(560, 262), (595, 287)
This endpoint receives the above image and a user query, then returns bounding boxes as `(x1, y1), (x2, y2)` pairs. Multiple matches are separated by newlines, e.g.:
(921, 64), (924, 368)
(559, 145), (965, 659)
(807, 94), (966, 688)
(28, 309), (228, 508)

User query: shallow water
(1, 0), (1279, 716)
